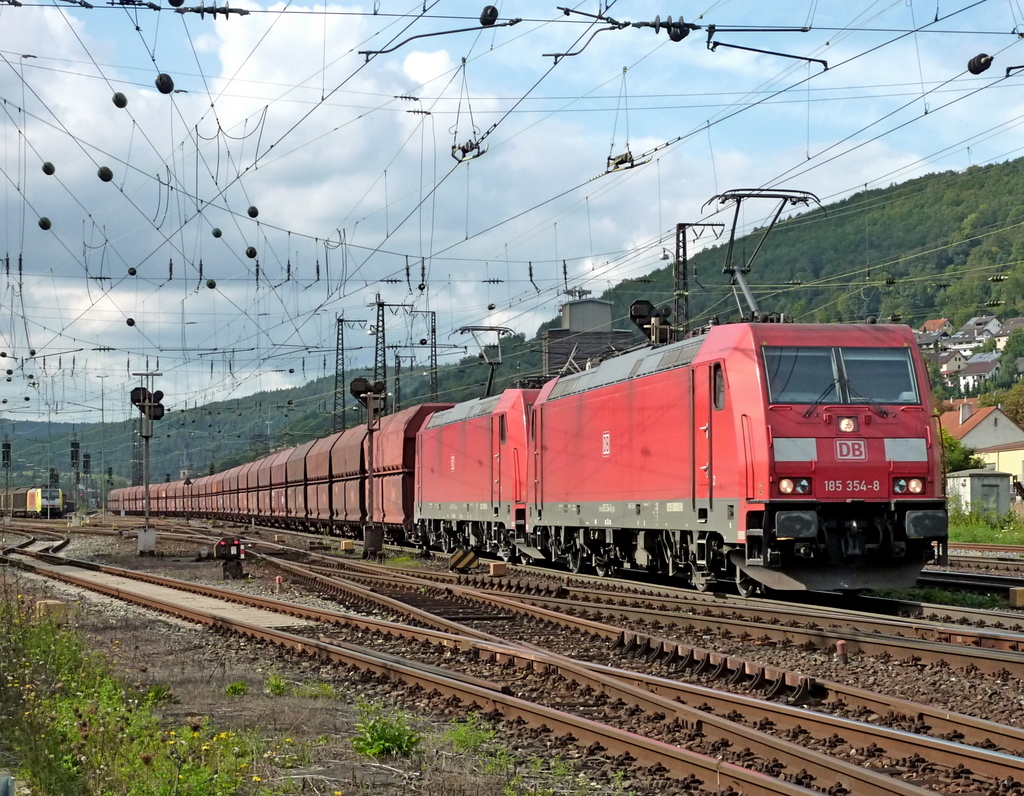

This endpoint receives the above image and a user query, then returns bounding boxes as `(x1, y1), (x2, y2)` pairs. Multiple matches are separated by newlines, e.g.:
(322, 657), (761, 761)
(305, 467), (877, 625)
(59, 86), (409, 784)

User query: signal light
(130, 386), (165, 420)
(1, 442), (10, 468)
(82, 453), (91, 475)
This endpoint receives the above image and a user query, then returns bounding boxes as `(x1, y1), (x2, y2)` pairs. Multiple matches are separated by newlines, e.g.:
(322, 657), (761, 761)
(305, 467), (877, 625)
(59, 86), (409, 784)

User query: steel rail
(288, 554), (1024, 677)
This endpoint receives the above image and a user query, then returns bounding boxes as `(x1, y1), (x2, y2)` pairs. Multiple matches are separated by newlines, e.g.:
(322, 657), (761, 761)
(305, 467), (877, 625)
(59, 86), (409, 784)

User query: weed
(294, 681), (336, 699)
(349, 701), (422, 758)
(443, 713), (494, 753)
(224, 680), (249, 696)
(265, 671), (289, 696)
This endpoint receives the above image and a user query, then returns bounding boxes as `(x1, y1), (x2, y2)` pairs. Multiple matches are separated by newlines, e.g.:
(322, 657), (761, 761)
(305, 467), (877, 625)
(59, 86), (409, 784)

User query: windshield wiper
(846, 381), (889, 418)
(801, 379), (840, 418)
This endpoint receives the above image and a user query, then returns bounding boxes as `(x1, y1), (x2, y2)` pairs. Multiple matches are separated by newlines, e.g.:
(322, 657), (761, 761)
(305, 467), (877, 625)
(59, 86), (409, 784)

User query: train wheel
(735, 569), (761, 598)
(690, 565), (712, 592)
(440, 532), (456, 554)
(567, 544), (585, 574)
(593, 555), (614, 578)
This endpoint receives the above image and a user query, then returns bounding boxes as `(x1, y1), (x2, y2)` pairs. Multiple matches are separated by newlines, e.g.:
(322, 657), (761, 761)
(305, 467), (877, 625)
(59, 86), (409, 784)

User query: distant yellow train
(0, 486), (64, 518)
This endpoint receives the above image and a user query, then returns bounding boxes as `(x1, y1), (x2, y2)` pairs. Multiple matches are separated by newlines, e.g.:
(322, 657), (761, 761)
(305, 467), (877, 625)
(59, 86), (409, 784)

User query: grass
(948, 499), (1024, 545)
(0, 588), (293, 796)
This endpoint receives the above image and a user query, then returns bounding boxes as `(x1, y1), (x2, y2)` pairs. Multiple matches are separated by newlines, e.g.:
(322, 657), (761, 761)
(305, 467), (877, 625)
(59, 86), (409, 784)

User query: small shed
(946, 469), (1012, 516)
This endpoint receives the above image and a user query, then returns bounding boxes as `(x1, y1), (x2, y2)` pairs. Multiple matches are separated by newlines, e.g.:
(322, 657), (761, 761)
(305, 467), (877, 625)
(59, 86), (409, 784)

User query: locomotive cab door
(692, 364), (715, 516)
(490, 414), (504, 514)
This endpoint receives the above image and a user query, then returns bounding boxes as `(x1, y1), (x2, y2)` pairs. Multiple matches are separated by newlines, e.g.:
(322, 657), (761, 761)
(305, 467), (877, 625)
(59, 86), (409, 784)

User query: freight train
(108, 321), (948, 595)
(0, 486), (64, 519)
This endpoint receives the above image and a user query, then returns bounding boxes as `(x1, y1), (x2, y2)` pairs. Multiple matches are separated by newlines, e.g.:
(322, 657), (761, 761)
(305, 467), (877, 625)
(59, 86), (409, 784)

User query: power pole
(673, 222), (723, 340)
(409, 309), (438, 401)
(373, 295), (387, 412)
(332, 317), (346, 433)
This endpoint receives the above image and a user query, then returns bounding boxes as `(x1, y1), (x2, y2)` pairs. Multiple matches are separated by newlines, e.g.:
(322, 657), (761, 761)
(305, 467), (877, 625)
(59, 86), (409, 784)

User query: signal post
(350, 377), (386, 559)
(130, 372), (165, 554)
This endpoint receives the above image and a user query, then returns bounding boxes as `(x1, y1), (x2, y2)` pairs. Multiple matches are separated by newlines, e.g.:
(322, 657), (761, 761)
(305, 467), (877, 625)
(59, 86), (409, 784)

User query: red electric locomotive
(415, 389), (539, 555)
(413, 321), (946, 594)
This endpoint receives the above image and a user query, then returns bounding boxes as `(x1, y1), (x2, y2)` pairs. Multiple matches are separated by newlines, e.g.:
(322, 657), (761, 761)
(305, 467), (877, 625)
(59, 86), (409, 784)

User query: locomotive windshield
(763, 346), (919, 405)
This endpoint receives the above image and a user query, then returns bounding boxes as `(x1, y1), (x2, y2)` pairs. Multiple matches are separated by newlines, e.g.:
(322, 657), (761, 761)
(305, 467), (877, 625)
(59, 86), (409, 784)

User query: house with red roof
(918, 318), (953, 335)
(939, 398), (1024, 449)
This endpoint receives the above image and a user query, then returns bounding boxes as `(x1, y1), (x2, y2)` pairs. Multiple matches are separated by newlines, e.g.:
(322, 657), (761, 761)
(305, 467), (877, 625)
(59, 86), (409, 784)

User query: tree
(939, 427), (985, 473)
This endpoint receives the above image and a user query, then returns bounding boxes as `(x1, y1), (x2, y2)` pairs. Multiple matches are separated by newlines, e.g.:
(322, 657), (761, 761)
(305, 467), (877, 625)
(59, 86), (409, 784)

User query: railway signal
(1, 442), (10, 468)
(351, 377), (387, 559)
(130, 387), (165, 421)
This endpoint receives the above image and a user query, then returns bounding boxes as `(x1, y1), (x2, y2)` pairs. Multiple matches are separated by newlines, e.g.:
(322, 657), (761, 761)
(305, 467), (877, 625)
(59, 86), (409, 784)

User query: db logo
(602, 432), (611, 457)
(835, 439), (867, 460)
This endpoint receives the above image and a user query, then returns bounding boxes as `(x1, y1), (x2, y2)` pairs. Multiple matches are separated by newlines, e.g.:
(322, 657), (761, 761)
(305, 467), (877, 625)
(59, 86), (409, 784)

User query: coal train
(108, 321), (948, 595)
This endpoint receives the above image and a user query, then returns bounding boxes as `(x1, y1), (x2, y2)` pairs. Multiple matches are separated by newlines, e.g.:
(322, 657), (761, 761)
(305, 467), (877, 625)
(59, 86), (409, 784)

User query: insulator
(155, 73), (175, 94)
(126, 318), (135, 326)
(112, 92), (128, 108)
(889, 314), (902, 322)
(98, 166), (113, 182)
(988, 274), (1007, 281)
(212, 228), (222, 238)
(247, 205), (259, 218)
(420, 338), (427, 345)
(668, 18), (690, 42)
(245, 246), (257, 259)
(41, 162), (55, 176)
(866, 316), (877, 324)
(968, 54), (992, 75)
(38, 217), (51, 230)
(884, 276), (897, 285)
(480, 5), (498, 26)
(488, 303), (496, 310)
(128, 267), (137, 276)
(206, 279), (217, 289)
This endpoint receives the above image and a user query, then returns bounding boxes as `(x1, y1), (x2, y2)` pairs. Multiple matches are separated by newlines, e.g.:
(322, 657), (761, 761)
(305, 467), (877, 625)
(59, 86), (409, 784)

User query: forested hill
(600, 158), (1024, 330)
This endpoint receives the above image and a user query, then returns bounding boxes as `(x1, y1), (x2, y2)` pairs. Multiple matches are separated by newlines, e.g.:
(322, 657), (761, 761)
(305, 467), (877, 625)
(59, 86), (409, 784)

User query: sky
(2, 0), (1024, 427)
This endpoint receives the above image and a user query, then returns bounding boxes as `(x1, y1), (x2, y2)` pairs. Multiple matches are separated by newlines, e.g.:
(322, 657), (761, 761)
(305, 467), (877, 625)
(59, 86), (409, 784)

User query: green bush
(264, 671), (289, 696)
(349, 701), (422, 758)
(224, 680), (249, 697)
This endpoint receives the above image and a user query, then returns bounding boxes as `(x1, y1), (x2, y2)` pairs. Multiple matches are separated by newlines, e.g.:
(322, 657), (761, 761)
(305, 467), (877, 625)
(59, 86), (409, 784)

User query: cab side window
(713, 363), (725, 410)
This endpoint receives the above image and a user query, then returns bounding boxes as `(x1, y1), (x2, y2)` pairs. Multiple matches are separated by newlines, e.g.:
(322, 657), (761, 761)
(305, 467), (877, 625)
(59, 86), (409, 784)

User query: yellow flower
(252, 776), (261, 782)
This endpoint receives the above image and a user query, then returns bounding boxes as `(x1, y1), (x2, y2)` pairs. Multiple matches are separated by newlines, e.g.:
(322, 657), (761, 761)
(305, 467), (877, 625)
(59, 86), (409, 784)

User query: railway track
(12, 533), (1024, 794)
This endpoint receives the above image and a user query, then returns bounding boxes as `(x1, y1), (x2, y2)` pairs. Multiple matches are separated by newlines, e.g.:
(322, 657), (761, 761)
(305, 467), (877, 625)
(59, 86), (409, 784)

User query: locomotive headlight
(908, 478), (924, 494)
(894, 478), (908, 494)
(779, 478), (811, 495)
(838, 416), (858, 433)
